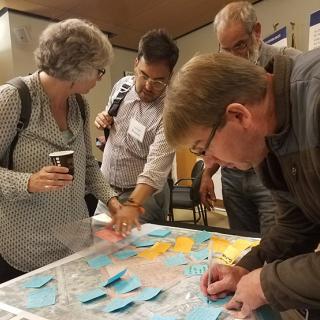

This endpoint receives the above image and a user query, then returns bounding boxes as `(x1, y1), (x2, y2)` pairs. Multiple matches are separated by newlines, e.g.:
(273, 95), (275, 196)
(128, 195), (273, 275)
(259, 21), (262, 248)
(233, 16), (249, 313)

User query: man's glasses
(97, 68), (106, 80)
(136, 69), (168, 91)
(218, 29), (253, 54)
(189, 125), (217, 157)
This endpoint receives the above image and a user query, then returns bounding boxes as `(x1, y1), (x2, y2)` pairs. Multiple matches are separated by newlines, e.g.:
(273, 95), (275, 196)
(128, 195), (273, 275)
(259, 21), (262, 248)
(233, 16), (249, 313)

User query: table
(0, 216), (281, 320)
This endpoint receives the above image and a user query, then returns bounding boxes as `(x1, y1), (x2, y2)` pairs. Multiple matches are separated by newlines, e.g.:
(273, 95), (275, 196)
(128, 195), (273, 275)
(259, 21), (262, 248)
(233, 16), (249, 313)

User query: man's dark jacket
(237, 48), (320, 311)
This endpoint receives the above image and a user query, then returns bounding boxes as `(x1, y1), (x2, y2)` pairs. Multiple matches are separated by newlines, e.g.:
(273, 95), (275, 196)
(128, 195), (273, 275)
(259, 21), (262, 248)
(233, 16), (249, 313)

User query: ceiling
(0, 0), (257, 51)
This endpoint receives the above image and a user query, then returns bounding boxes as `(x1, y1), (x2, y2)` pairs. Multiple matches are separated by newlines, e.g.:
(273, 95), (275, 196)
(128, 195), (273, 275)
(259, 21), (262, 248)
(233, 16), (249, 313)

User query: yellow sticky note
(152, 242), (171, 253)
(173, 237), (194, 253)
(250, 240), (260, 247)
(220, 245), (241, 265)
(138, 249), (160, 260)
(211, 237), (230, 253)
(233, 239), (252, 252)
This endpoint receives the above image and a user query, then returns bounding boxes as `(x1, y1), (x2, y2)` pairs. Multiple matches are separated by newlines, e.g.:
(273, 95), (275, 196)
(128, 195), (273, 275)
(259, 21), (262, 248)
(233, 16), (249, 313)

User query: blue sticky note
(114, 275), (141, 294)
(148, 229), (171, 238)
(165, 253), (188, 267)
(193, 231), (212, 244)
(87, 255), (112, 269)
(134, 287), (162, 301)
(151, 315), (176, 320)
(132, 239), (157, 247)
(102, 297), (134, 312)
(27, 286), (56, 309)
(77, 288), (106, 303)
(184, 264), (208, 276)
(186, 305), (222, 320)
(24, 275), (53, 288)
(199, 294), (233, 306)
(190, 248), (208, 261)
(113, 249), (137, 260)
(101, 268), (127, 287)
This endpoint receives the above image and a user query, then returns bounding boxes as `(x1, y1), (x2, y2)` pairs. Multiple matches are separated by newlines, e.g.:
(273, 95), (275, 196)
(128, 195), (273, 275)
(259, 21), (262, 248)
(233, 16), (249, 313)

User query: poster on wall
(263, 26), (288, 47)
(309, 9), (320, 50)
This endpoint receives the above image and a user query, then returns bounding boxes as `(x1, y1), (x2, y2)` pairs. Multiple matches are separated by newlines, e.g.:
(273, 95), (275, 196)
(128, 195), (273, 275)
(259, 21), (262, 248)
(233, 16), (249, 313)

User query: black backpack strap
(75, 94), (86, 124)
(104, 82), (131, 140)
(6, 78), (32, 170)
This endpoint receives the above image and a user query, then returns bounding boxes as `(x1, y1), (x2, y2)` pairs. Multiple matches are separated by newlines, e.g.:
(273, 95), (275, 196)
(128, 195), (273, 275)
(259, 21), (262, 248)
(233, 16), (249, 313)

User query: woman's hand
(28, 166), (73, 193)
(111, 205), (143, 236)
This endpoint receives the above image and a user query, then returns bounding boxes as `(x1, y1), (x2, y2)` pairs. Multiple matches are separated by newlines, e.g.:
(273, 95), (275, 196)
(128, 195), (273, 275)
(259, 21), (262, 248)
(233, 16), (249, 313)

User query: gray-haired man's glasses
(189, 126), (217, 157)
(218, 28), (253, 54)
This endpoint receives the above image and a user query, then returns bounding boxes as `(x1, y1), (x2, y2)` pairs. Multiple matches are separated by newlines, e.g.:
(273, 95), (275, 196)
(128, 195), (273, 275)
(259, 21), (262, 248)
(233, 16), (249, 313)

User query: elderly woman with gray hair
(0, 18), (123, 283)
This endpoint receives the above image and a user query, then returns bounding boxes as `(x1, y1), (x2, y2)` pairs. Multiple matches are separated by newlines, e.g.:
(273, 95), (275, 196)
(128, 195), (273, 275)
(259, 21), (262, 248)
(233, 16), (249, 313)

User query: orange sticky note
(211, 237), (230, 253)
(233, 239), (252, 252)
(173, 237), (194, 253)
(220, 245), (241, 265)
(152, 242), (171, 253)
(138, 249), (160, 260)
(95, 228), (124, 243)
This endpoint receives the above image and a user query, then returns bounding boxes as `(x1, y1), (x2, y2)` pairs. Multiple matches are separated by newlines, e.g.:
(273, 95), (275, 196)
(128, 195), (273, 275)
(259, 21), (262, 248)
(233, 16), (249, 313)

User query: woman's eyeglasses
(97, 68), (106, 80)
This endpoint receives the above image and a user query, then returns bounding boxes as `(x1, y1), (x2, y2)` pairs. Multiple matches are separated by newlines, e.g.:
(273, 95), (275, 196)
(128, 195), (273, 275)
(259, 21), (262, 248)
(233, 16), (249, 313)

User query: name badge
(128, 118), (146, 143)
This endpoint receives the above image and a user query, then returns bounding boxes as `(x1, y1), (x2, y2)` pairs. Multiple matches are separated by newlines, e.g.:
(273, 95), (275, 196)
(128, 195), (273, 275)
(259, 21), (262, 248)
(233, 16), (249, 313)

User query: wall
(110, 47), (137, 86)
(255, 0), (319, 52)
(0, 11), (13, 84)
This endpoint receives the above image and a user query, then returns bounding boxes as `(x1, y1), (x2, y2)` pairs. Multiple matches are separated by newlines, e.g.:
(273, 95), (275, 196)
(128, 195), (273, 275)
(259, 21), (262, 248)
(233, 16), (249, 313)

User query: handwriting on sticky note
(220, 245), (241, 265)
(27, 286), (56, 309)
(186, 305), (222, 320)
(77, 288), (106, 303)
(95, 228), (124, 243)
(184, 264), (208, 276)
(173, 237), (194, 253)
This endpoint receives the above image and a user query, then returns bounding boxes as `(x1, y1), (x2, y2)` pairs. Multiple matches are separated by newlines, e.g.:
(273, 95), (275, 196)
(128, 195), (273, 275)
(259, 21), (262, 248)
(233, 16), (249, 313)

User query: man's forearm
(204, 163), (220, 177)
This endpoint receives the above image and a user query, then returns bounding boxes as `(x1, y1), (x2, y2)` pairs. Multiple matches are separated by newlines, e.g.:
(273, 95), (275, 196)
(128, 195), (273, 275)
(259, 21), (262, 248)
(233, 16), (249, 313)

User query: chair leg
(192, 207), (197, 224)
(167, 209), (174, 222)
(201, 206), (208, 226)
